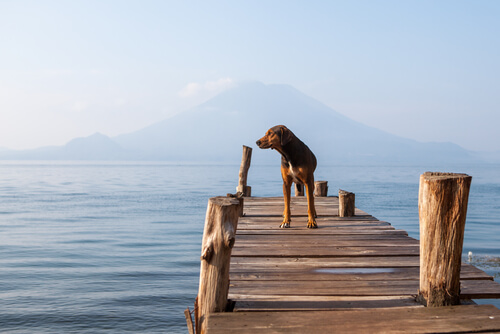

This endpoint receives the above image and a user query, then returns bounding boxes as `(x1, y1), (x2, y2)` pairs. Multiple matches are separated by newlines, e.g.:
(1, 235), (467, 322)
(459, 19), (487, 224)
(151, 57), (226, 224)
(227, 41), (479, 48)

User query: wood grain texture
(417, 172), (472, 306)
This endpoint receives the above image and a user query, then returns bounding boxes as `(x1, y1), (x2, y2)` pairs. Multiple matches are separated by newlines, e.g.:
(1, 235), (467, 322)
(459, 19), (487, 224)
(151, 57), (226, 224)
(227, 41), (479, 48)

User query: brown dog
(256, 125), (317, 228)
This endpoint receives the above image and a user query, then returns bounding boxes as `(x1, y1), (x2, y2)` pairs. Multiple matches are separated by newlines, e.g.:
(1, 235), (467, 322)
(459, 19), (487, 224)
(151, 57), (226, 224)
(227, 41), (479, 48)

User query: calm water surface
(0, 161), (498, 333)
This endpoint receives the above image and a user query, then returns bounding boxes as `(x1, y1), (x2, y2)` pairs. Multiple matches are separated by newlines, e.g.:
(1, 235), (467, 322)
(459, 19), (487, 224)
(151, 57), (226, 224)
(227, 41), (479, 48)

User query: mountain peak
(113, 82), (474, 164)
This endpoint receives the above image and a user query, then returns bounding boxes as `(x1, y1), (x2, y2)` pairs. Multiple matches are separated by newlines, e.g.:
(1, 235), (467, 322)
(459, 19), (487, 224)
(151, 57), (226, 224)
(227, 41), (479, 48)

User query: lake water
(0, 161), (499, 333)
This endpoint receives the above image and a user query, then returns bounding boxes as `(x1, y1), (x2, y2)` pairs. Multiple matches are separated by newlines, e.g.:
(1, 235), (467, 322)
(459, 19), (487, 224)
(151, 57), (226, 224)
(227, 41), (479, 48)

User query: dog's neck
(277, 140), (304, 167)
(276, 147), (293, 166)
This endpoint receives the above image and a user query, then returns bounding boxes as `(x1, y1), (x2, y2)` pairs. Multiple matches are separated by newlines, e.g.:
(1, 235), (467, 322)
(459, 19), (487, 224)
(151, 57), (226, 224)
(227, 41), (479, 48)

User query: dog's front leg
(305, 181), (317, 228)
(281, 178), (292, 228)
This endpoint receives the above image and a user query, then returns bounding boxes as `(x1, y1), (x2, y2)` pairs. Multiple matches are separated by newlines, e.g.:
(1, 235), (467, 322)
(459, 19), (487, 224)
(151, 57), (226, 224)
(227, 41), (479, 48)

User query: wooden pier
(200, 195), (500, 333)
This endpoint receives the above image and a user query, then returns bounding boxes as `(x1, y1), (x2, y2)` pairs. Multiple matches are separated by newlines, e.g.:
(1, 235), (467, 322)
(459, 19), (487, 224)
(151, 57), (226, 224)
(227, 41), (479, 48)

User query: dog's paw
(307, 221), (318, 229)
(279, 222), (291, 228)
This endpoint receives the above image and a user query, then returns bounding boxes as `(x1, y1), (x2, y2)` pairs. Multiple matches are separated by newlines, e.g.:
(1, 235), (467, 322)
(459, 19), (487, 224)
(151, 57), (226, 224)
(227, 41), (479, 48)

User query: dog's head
(256, 125), (293, 150)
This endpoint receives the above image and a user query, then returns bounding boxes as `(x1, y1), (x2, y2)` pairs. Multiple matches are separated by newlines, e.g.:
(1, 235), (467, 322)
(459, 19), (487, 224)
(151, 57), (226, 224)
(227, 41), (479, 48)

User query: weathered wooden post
(314, 181), (328, 197)
(195, 197), (241, 334)
(226, 193), (244, 217)
(417, 172), (472, 307)
(295, 183), (304, 196)
(338, 189), (355, 217)
(236, 145), (252, 197)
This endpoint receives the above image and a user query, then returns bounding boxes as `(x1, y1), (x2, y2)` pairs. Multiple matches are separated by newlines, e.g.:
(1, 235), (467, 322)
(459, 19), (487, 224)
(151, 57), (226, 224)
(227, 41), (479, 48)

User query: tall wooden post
(236, 145), (252, 197)
(195, 197), (241, 334)
(338, 189), (355, 217)
(417, 172), (472, 307)
(314, 181), (328, 197)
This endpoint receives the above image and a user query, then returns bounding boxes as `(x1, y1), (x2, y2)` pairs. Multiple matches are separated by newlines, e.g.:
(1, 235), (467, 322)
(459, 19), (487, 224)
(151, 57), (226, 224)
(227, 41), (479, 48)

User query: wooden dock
(205, 196), (500, 333)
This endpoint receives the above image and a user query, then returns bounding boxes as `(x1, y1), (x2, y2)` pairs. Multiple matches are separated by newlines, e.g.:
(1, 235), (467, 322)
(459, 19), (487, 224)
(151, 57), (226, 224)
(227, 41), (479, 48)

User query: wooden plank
(207, 305), (500, 333)
(234, 238), (419, 247)
(230, 265), (494, 281)
(236, 229), (409, 236)
(235, 234), (418, 244)
(231, 295), (424, 312)
(231, 245), (419, 257)
(240, 215), (383, 221)
(461, 280), (500, 299)
(231, 256), (420, 268)
(233, 297), (422, 311)
(229, 279), (500, 299)
(230, 295), (418, 302)
(238, 217), (387, 225)
(238, 222), (395, 230)
(237, 224), (396, 231)
(229, 279), (419, 296)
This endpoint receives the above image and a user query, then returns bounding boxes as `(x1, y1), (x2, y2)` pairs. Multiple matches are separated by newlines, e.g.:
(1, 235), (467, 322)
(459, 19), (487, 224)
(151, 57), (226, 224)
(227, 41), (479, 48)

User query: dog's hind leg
(305, 181), (317, 228)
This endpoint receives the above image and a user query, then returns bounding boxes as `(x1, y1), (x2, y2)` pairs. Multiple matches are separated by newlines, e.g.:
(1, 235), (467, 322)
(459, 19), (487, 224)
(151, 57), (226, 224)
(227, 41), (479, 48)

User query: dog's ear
(280, 127), (293, 146)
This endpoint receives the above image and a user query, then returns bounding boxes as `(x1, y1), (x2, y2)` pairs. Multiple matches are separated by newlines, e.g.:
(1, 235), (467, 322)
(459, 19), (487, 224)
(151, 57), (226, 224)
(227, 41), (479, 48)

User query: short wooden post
(295, 183), (304, 196)
(338, 189), (355, 217)
(417, 172), (472, 307)
(195, 197), (241, 334)
(314, 181), (328, 197)
(236, 145), (252, 197)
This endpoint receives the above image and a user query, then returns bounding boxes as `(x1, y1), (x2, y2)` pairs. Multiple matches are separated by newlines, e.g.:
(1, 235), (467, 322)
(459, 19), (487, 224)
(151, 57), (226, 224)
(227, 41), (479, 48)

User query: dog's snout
(256, 140), (261, 146)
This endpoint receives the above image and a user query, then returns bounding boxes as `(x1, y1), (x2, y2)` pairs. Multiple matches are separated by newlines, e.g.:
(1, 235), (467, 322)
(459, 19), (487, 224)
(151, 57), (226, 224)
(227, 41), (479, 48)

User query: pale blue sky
(1, 0), (499, 151)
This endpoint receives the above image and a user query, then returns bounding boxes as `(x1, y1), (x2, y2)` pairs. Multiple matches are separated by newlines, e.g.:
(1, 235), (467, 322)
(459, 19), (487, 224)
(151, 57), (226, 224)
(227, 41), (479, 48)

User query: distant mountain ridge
(0, 132), (130, 161)
(0, 81), (486, 163)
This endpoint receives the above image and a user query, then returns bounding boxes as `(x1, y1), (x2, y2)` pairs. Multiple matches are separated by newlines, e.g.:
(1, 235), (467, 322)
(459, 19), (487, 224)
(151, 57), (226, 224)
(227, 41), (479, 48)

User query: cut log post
(195, 197), (241, 334)
(226, 193), (244, 217)
(338, 189), (355, 217)
(417, 172), (472, 307)
(236, 145), (252, 197)
(314, 181), (328, 197)
(295, 183), (304, 196)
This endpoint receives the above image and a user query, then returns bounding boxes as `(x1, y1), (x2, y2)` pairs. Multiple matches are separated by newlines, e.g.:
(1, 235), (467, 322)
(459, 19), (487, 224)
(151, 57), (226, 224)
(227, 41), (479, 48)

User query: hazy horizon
(1, 1), (499, 152)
